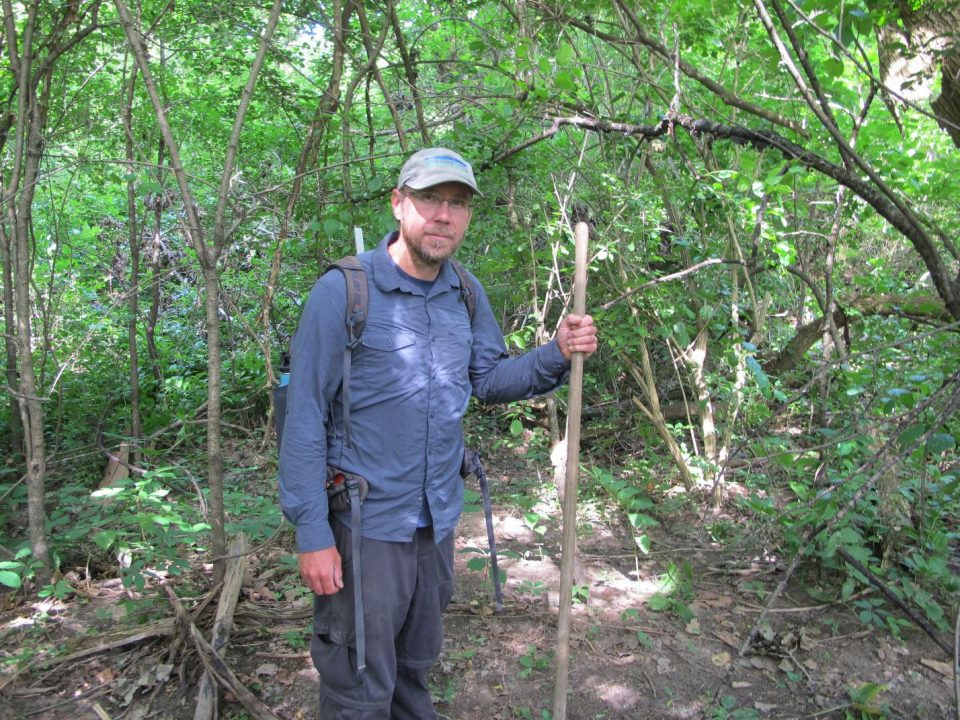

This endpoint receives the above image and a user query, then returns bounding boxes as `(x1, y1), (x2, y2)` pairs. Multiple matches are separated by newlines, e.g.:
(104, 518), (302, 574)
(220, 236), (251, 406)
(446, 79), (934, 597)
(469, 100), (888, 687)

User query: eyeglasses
(402, 189), (472, 215)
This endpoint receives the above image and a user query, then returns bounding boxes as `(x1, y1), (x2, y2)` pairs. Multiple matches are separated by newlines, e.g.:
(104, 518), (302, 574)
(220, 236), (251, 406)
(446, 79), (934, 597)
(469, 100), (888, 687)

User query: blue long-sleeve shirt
(278, 232), (570, 551)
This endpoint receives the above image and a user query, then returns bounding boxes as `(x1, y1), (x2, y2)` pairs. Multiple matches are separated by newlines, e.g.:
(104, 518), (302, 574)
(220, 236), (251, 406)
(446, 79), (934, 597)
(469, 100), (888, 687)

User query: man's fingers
(298, 547), (343, 595)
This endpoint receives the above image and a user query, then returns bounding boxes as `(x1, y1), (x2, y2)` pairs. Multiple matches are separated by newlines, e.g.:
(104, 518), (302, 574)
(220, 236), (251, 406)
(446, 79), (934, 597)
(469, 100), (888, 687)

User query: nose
(432, 200), (453, 220)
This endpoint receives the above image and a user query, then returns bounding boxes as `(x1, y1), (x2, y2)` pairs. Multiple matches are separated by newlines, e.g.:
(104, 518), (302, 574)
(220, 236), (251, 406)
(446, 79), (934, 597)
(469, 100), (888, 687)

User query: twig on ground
(164, 585), (281, 720)
(194, 533), (248, 720)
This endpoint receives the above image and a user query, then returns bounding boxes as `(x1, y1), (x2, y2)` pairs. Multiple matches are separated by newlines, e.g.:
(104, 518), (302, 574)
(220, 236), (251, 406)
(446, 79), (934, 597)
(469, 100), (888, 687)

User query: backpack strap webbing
(328, 257), (367, 449)
(450, 258), (477, 323)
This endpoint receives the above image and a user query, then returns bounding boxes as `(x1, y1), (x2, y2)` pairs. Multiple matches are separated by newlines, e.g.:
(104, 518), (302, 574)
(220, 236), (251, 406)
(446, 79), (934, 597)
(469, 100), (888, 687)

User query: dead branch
(837, 547), (951, 656)
(194, 533), (249, 720)
(165, 585), (281, 720)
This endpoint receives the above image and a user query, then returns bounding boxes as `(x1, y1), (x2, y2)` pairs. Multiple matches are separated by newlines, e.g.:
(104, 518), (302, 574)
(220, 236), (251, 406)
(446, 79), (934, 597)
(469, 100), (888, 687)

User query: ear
(391, 189), (403, 221)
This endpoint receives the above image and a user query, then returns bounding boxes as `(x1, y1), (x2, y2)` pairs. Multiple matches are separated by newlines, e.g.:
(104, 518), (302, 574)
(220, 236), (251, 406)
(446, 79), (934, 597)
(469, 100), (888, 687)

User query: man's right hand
(298, 547), (343, 595)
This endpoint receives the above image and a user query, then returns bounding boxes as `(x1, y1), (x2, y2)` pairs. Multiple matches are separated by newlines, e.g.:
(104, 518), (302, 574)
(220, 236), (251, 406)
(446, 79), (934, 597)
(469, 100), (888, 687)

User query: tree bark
(194, 533), (249, 720)
(879, 0), (960, 147)
(0, 224), (22, 455)
(123, 60), (142, 465)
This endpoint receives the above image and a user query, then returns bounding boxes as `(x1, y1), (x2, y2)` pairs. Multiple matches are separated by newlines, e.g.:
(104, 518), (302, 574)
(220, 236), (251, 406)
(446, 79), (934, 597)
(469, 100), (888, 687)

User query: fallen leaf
(712, 630), (740, 648)
(748, 656), (778, 672)
(255, 662), (279, 677)
(685, 618), (701, 635)
(711, 651), (732, 668)
(657, 656), (673, 675)
(699, 590), (733, 608)
(94, 667), (117, 684)
(732, 681), (752, 689)
(754, 702), (777, 713)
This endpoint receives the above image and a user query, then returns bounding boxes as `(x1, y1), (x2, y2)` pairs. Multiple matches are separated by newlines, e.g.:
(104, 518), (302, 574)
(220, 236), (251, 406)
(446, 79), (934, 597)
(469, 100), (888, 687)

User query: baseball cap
(397, 148), (482, 196)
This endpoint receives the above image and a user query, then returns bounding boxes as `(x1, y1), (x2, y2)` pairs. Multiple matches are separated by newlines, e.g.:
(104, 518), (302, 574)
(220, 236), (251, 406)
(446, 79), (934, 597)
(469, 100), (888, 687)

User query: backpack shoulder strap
(327, 256), (368, 448)
(449, 258), (477, 325)
(329, 256), (368, 346)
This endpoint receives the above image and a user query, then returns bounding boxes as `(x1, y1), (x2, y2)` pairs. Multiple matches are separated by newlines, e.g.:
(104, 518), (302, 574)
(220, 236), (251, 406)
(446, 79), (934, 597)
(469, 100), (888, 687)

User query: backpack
(273, 255), (477, 449)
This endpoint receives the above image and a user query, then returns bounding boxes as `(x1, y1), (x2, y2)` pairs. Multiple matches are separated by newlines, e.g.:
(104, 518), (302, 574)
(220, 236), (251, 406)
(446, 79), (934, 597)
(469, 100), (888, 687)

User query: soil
(1, 444), (956, 720)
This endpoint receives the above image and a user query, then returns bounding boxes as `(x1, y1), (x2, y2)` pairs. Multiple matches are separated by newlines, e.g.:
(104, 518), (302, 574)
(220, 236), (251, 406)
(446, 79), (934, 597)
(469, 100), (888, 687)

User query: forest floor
(0, 438), (956, 720)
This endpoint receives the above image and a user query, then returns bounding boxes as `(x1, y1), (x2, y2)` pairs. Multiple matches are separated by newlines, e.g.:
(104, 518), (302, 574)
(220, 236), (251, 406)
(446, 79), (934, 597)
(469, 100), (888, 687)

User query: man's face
(392, 182), (473, 267)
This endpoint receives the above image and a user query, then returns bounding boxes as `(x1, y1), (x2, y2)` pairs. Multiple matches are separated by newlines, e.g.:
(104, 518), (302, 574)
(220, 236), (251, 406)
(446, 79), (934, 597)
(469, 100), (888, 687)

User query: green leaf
(93, 531), (117, 550)
(627, 512), (659, 529)
(926, 433), (955, 455)
(556, 42), (574, 66)
(0, 570), (21, 589)
(635, 534), (651, 554)
(555, 71), (575, 92)
(898, 424), (927, 450)
(466, 557), (487, 572)
(140, 178), (164, 194)
(822, 57), (845, 78)
(509, 419), (523, 435)
(745, 356), (770, 391)
(647, 594), (672, 611)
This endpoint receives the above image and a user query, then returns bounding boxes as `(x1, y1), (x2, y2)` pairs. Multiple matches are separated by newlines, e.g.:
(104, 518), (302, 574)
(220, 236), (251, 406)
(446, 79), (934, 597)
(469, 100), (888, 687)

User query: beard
(401, 221), (463, 267)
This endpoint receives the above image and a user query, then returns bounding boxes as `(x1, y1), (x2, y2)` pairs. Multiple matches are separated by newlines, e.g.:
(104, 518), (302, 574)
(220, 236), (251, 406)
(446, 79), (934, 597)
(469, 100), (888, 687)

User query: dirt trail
(1, 462), (956, 719)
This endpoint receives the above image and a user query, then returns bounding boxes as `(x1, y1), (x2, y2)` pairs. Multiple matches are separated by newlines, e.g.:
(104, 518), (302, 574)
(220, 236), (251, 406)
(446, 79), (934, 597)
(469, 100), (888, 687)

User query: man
(279, 147), (597, 719)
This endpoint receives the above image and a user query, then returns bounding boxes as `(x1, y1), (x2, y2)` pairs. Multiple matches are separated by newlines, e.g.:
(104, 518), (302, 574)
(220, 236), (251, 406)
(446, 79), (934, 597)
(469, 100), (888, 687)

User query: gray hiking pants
(310, 522), (455, 719)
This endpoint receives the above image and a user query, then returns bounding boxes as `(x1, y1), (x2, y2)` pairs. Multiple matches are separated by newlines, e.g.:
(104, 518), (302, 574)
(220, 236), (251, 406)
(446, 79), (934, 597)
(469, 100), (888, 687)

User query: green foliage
(647, 561), (696, 622)
(516, 579), (547, 597)
(460, 545), (509, 594)
(707, 696), (760, 720)
(0, 468), (210, 594)
(1, 4), (958, 686)
(591, 467), (659, 554)
(845, 682), (890, 719)
(516, 643), (552, 679)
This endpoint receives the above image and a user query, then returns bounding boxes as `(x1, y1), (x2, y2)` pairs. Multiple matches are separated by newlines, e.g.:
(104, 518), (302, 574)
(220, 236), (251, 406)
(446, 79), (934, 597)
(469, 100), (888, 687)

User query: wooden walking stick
(551, 221), (589, 720)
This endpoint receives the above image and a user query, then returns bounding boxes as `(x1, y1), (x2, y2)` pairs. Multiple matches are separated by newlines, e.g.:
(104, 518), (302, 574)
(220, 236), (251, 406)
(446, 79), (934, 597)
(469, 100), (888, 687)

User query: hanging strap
(347, 477), (365, 677)
(462, 448), (502, 612)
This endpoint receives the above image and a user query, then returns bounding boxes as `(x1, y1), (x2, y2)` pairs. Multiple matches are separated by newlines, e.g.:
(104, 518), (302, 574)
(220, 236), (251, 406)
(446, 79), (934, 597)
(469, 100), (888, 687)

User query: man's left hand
(557, 314), (598, 360)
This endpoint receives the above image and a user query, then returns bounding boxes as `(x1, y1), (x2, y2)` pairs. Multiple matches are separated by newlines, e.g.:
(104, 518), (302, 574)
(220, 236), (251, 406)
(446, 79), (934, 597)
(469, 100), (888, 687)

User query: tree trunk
(123, 61), (142, 465)
(879, 0), (960, 147)
(5, 0), (50, 582)
(0, 225), (22, 455)
(146, 139), (165, 384)
(204, 266), (227, 571)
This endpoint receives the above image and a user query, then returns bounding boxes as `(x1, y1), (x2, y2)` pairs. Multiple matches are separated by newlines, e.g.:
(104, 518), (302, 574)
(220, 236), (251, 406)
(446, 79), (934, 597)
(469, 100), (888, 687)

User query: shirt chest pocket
(355, 331), (419, 391)
(433, 327), (472, 387)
